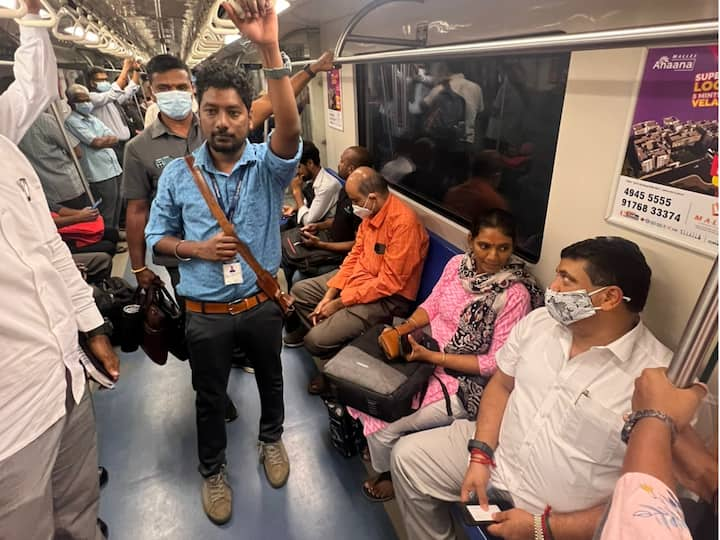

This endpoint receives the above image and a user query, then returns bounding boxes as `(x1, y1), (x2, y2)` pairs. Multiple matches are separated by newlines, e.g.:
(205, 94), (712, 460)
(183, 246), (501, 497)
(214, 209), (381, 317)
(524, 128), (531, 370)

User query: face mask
(352, 198), (374, 219)
(75, 102), (94, 116)
(544, 286), (609, 326)
(156, 90), (193, 120)
(95, 81), (112, 92)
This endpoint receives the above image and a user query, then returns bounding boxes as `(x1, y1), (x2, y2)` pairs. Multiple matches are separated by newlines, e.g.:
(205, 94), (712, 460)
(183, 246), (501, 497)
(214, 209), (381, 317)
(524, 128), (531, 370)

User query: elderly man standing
(65, 84), (123, 230)
(0, 2), (119, 538)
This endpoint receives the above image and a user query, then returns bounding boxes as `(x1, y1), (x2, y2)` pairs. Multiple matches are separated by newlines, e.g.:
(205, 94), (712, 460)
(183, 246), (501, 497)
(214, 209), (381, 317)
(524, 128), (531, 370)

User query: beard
(208, 131), (246, 155)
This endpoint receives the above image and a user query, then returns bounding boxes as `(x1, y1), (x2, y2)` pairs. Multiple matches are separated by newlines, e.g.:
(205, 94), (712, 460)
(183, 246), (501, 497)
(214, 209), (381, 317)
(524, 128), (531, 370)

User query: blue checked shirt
(145, 134), (302, 302)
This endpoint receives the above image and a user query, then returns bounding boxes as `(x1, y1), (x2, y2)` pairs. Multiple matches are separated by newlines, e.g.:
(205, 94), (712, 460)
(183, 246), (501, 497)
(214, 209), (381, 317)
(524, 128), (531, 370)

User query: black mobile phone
(400, 328), (439, 356)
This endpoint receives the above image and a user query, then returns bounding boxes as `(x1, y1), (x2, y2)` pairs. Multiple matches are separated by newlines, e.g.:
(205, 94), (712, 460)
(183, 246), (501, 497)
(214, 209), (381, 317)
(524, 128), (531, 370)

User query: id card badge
(223, 261), (244, 285)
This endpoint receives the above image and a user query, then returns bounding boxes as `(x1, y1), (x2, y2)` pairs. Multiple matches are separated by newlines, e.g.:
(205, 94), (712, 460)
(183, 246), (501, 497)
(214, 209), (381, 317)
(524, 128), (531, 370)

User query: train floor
(94, 253), (399, 540)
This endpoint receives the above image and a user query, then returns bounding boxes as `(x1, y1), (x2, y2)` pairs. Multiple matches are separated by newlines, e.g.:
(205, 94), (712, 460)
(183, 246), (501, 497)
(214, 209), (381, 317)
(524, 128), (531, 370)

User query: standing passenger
(145, 1), (301, 526)
(65, 85), (123, 230)
(0, 2), (119, 538)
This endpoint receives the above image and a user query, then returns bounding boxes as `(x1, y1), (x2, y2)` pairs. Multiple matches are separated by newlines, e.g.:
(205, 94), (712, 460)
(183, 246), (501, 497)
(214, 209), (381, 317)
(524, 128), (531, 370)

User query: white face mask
(544, 287), (609, 326)
(352, 198), (374, 219)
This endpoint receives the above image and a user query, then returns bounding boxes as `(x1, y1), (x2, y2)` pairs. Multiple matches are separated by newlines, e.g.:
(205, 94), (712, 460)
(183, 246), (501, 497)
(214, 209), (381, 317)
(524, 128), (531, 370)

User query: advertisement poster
(608, 46), (718, 255)
(327, 68), (343, 131)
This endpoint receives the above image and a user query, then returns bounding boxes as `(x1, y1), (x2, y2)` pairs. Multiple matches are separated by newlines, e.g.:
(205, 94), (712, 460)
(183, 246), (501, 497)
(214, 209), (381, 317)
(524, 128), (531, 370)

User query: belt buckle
(227, 297), (246, 316)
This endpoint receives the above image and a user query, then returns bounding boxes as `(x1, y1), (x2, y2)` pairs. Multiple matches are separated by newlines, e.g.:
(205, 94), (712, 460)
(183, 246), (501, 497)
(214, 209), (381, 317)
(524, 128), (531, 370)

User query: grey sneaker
(259, 440), (290, 488)
(201, 467), (232, 525)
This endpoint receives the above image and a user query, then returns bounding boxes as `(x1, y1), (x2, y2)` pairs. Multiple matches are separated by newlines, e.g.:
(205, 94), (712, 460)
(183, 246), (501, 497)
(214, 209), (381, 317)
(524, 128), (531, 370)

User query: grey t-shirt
(122, 113), (204, 201)
(18, 111), (84, 211)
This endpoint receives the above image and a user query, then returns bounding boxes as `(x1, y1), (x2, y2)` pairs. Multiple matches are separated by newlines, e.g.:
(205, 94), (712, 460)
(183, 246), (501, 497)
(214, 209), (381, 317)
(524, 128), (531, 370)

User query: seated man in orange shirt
(286, 167), (429, 394)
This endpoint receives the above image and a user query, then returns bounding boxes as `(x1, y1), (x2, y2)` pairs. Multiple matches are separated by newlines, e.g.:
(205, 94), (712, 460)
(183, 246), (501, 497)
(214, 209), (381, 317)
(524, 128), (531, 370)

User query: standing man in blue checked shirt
(145, 0), (301, 526)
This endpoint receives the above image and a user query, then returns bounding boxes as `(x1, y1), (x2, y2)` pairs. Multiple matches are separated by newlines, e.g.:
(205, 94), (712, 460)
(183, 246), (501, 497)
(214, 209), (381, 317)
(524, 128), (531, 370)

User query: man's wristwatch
(468, 439), (495, 458)
(264, 51), (292, 80)
(84, 320), (113, 340)
(302, 63), (317, 79)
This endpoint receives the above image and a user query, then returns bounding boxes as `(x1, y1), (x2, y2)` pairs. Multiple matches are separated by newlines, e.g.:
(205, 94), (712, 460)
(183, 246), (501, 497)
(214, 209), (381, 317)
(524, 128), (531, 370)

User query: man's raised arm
(223, 0), (300, 158)
(0, 0), (57, 143)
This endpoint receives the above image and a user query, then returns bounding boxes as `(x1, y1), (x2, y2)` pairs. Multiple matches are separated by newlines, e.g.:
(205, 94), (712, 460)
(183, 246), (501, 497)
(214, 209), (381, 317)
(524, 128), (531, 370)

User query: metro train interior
(0, 0), (719, 539)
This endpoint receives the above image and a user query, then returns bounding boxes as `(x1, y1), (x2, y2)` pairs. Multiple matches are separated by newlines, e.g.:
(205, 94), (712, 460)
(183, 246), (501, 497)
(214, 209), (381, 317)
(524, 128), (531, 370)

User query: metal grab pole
(667, 257), (718, 387)
(334, 0), (425, 58)
(330, 20), (717, 65)
(49, 101), (95, 205)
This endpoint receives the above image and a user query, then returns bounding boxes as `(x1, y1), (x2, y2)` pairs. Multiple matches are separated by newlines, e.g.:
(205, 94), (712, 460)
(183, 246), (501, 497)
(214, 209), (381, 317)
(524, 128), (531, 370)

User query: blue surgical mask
(156, 91), (193, 120)
(95, 81), (112, 92)
(75, 102), (94, 116)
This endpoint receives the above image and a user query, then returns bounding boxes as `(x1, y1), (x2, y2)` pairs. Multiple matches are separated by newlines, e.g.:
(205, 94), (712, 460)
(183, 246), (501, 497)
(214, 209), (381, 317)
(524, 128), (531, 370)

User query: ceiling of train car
(0, 0), (717, 67)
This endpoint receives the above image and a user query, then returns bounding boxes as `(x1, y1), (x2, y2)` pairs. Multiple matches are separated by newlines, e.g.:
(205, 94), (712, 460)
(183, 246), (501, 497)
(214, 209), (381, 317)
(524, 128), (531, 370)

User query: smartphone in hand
(91, 198), (103, 209)
(462, 504), (501, 526)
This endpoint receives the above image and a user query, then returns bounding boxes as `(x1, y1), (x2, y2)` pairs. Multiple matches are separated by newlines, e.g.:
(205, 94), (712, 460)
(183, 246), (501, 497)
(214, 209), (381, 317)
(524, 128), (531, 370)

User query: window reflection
(359, 53), (570, 262)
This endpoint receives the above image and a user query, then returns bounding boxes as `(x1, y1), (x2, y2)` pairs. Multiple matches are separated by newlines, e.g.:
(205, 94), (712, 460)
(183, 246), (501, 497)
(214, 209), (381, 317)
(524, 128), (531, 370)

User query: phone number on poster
(620, 198), (682, 221)
(623, 188), (673, 206)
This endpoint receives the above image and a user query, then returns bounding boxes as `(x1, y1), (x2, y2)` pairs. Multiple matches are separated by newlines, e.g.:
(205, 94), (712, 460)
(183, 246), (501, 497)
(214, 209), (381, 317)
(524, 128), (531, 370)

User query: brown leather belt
(185, 292), (269, 316)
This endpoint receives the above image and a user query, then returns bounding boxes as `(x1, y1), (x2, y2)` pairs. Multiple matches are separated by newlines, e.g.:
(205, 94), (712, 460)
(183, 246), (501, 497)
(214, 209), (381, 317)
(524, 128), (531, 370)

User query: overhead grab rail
(0, 0), (26, 19)
(51, 3), (85, 42)
(667, 257), (718, 388)
(334, 0), (426, 58)
(327, 19), (717, 65)
(15, 0), (56, 28)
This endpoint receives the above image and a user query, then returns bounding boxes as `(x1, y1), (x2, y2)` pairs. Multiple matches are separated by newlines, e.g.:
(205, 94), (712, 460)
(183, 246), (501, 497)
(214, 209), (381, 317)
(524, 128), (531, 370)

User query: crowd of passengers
(1, 2), (717, 540)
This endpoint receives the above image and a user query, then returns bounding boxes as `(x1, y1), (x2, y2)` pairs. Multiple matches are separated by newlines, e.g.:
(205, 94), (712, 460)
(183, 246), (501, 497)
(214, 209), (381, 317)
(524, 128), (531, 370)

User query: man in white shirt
(87, 59), (141, 142)
(283, 140), (342, 227)
(0, 4), (119, 538)
(390, 236), (672, 540)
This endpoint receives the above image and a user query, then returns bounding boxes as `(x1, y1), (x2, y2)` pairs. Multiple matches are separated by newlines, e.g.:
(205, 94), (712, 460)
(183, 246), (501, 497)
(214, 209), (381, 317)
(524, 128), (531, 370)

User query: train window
(357, 53), (571, 262)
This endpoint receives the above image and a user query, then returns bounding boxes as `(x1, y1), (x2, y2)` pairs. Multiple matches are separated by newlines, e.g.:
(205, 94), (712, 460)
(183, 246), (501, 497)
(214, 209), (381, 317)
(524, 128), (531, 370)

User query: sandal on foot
(361, 471), (394, 503)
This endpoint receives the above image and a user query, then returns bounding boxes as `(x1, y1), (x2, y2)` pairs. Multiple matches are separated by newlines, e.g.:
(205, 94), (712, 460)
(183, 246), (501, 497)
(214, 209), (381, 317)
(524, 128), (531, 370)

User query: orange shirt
(327, 194), (429, 306)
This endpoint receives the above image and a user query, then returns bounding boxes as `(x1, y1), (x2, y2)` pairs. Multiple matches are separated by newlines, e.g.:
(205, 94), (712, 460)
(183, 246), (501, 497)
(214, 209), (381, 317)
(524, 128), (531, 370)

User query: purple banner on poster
(633, 46), (718, 124)
(608, 45), (718, 256)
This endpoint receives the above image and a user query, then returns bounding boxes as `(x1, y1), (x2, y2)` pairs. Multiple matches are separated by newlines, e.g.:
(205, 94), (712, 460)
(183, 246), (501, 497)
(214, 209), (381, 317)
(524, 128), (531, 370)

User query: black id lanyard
(208, 172), (242, 221)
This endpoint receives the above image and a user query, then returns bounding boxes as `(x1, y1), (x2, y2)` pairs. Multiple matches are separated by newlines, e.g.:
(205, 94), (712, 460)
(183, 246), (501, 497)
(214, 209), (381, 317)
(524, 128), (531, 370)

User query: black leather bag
(323, 325), (439, 423)
(92, 277), (137, 346)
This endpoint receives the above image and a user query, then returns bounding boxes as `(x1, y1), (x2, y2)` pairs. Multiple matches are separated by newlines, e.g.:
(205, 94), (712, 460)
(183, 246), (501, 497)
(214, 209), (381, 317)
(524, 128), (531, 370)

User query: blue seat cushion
(416, 230), (462, 306)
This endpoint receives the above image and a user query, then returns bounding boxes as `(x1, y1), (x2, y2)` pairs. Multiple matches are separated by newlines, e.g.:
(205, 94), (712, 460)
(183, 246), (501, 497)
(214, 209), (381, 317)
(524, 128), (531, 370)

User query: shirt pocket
(564, 393), (623, 466)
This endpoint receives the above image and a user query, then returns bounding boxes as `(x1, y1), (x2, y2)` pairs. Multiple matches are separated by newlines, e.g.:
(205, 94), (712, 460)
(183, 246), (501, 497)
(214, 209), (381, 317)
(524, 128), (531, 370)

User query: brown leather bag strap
(184, 155), (272, 281)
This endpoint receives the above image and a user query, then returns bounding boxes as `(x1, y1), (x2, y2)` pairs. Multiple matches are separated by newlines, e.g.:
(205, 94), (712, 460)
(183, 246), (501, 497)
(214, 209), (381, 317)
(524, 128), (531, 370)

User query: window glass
(358, 53), (570, 262)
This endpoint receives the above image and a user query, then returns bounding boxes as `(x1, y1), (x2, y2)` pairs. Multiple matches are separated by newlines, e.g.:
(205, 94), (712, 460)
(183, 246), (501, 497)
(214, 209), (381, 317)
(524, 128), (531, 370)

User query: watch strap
(303, 63), (316, 78)
(621, 409), (676, 444)
(263, 51), (292, 80)
(467, 439), (495, 458)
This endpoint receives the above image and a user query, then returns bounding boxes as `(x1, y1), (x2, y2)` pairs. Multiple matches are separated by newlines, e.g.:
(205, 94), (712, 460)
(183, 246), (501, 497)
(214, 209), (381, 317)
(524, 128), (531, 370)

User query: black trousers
(185, 300), (284, 477)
